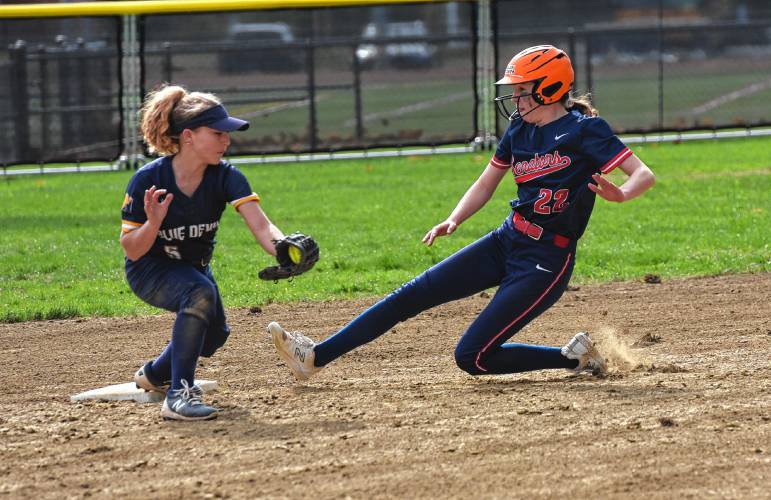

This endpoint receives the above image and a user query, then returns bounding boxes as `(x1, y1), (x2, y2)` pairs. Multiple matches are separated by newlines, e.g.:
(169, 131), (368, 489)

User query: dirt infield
(1, 273), (769, 499)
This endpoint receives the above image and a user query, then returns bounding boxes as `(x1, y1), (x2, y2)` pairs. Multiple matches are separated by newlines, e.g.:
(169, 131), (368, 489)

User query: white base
(70, 380), (218, 403)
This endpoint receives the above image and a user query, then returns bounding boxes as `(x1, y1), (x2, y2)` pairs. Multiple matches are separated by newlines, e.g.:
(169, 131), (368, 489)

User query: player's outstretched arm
(423, 163), (508, 246)
(237, 201), (284, 256)
(589, 154), (655, 203)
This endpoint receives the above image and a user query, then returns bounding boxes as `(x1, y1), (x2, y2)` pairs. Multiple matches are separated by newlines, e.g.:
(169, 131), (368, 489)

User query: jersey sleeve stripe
(231, 192), (260, 211)
(121, 220), (142, 234)
(490, 155), (509, 169)
(600, 147), (632, 174)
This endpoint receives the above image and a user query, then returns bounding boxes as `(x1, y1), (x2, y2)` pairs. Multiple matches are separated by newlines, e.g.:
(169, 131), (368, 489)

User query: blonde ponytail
(139, 84), (222, 156)
(564, 92), (598, 117)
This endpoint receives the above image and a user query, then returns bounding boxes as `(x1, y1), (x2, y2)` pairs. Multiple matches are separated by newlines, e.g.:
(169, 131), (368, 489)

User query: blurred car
(356, 21), (438, 70)
(218, 22), (301, 73)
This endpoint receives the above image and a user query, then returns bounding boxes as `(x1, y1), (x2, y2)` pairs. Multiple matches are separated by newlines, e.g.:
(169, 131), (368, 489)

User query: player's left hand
(589, 173), (625, 202)
(422, 220), (458, 246)
(258, 233), (320, 281)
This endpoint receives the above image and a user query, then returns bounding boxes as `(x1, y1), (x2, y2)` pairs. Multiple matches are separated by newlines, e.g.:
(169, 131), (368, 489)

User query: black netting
(141, 2), (476, 156)
(0, 17), (121, 165)
(494, 0), (771, 136)
(0, 59), (13, 164)
(3, 1), (771, 167)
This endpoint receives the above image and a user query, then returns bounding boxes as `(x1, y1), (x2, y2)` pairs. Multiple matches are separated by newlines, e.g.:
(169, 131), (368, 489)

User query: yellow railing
(0, 0), (455, 18)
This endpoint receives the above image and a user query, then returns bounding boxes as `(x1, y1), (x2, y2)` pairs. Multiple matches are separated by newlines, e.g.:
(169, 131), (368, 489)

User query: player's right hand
(144, 185), (174, 225)
(422, 220), (458, 246)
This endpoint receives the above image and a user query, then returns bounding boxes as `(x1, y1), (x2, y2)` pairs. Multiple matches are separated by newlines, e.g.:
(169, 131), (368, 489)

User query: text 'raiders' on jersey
(490, 110), (631, 240)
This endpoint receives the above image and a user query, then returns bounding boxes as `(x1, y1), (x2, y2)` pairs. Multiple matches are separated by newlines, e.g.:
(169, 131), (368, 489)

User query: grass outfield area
(0, 137), (769, 322)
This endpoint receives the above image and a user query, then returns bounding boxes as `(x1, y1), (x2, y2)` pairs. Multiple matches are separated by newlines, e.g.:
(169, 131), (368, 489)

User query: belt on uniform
(512, 212), (571, 248)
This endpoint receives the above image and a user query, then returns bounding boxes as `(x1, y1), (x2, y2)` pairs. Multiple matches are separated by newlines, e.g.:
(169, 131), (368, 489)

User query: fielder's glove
(259, 232), (320, 281)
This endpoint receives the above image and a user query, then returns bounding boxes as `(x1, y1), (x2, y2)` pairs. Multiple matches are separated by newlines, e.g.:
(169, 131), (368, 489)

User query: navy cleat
(161, 380), (218, 421)
(134, 361), (170, 393)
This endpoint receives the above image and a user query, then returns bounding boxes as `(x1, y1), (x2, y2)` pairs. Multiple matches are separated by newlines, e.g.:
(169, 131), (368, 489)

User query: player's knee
(183, 282), (217, 318)
(454, 345), (484, 376)
(199, 325), (231, 358)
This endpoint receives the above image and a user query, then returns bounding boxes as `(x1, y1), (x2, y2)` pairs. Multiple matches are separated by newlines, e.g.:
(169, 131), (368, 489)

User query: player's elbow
(122, 247), (143, 262)
(643, 166), (656, 189)
(120, 236), (145, 262)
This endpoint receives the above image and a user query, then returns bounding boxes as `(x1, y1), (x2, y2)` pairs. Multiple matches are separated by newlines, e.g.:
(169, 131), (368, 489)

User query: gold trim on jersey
(231, 192), (260, 211)
(121, 219), (142, 234)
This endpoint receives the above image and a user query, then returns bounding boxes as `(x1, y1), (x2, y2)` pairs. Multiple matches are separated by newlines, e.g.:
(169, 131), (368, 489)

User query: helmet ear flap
(530, 77), (547, 105)
(539, 80), (569, 104)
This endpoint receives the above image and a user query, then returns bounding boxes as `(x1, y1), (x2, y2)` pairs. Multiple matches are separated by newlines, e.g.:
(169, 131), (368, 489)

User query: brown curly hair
(139, 84), (221, 156)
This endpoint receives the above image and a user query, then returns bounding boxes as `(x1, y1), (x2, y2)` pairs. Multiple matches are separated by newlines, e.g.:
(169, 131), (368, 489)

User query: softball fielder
(270, 45), (655, 380)
(121, 85), (287, 420)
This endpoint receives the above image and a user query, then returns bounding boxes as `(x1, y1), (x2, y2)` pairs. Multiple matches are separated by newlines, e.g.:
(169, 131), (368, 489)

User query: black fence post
(352, 44), (364, 144)
(9, 40), (31, 162)
(585, 35), (593, 95)
(77, 38), (87, 150)
(657, 0), (665, 130)
(163, 42), (172, 83)
(38, 44), (49, 163)
(306, 42), (317, 151)
(56, 36), (74, 154)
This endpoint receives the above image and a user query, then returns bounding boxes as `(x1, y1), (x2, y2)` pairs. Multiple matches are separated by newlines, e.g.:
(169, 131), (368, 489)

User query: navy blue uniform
(491, 110), (630, 240)
(313, 111), (631, 375)
(121, 156), (258, 389)
(121, 156), (259, 267)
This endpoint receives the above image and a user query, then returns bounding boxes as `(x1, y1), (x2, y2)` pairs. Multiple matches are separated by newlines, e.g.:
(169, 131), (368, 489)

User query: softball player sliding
(270, 45), (656, 380)
(121, 85), (287, 420)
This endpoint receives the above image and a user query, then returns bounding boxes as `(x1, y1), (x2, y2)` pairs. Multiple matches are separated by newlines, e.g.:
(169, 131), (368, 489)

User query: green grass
(1, 136), (769, 322)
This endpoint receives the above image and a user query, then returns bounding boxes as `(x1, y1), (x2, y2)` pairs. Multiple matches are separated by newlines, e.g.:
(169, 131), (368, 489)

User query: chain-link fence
(1, 17), (122, 165)
(493, 0), (771, 137)
(141, 4), (476, 156)
(2, 0), (770, 168)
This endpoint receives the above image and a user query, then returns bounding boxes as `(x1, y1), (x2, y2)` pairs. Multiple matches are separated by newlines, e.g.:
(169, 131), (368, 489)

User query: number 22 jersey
(491, 110), (632, 240)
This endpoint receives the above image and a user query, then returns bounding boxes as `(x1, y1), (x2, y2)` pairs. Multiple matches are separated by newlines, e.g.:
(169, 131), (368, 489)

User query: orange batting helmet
(494, 45), (574, 120)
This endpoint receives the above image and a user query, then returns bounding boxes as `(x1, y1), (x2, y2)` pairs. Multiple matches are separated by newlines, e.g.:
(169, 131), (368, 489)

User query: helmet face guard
(494, 45), (574, 122)
(493, 91), (535, 122)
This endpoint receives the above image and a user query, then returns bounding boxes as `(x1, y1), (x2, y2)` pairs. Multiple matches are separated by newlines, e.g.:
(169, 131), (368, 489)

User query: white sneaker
(268, 321), (320, 381)
(134, 361), (170, 393)
(561, 332), (607, 375)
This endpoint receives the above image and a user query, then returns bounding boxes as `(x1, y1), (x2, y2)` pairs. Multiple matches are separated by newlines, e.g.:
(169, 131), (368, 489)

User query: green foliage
(0, 137), (769, 322)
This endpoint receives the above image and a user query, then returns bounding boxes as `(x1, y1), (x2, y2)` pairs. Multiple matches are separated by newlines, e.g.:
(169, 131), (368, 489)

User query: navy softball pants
(314, 216), (580, 375)
(125, 256), (230, 390)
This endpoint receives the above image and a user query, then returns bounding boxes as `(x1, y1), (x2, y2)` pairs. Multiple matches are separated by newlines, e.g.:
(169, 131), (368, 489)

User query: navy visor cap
(171, 104), (249, 134)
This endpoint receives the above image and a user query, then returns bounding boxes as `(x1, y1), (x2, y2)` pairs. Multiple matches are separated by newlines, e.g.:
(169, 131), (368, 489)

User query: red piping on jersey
(474, 252), (572, 372)
(600, 147), (632, 174)
(490, 155), (509, 169)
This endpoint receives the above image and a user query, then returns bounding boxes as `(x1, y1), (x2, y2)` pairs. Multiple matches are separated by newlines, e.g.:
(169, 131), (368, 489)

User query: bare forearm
(239, 202), (284, 256)
(448, 180), (495, 225)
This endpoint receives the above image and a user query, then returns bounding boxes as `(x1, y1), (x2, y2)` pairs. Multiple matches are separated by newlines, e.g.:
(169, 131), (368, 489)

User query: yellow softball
(288, 245), (302, 264)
